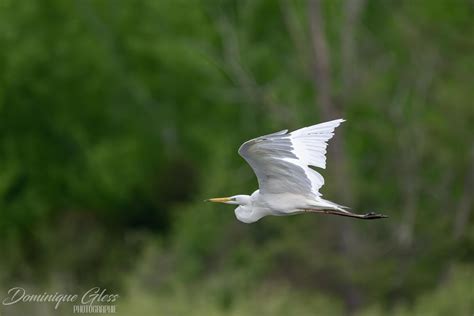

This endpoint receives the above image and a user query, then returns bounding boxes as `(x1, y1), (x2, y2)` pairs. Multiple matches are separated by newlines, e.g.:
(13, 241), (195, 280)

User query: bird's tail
(307, 198), (388, 220)
(310, 198), (350, 212)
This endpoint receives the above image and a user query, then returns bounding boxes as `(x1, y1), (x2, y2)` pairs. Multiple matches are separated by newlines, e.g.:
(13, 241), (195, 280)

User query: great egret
(206, 119), (387, 223)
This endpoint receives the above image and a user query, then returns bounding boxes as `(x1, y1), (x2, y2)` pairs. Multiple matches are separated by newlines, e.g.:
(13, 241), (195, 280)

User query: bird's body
(207, 119), (387, 223)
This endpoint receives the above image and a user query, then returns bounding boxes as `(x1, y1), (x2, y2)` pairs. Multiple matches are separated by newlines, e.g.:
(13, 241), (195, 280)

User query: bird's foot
(362, 211), (388, 219)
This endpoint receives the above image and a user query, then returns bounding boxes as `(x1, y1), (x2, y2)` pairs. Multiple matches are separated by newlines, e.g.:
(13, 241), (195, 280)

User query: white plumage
(207, 119), (387, 223)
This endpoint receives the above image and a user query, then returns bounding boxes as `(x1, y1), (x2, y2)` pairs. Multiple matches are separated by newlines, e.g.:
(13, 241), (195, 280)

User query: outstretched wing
(238, 119), (345, 196)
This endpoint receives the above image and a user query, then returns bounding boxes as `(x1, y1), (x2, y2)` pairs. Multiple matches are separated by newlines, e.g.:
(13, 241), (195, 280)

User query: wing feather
(238, 119), (345, 196)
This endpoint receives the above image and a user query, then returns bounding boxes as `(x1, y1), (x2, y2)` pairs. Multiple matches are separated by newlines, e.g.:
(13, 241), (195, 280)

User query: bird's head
(205, 195), (250, 206)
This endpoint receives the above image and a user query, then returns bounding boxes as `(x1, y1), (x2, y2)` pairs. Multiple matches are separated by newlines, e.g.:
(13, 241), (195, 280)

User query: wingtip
(329, 118), (346, 125)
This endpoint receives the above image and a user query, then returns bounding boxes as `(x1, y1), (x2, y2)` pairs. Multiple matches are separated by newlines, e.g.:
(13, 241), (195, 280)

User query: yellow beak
(205, 197), (232, 203)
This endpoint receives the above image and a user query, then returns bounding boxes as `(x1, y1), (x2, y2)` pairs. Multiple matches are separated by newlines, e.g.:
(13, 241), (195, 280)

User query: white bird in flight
(206, 119), (387, 223)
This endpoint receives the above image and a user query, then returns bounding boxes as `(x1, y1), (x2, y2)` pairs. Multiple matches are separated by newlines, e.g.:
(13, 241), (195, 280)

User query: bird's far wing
(238, 119), (344, 196)
(289, 118), (345, 169)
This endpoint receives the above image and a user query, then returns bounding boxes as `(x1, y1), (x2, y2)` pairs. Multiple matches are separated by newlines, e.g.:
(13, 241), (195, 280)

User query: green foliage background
(0, 0), (472, 315)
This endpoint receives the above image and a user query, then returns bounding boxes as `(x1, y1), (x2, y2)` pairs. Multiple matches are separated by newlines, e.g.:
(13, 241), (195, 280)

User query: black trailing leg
(306, 209), (388, 220)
